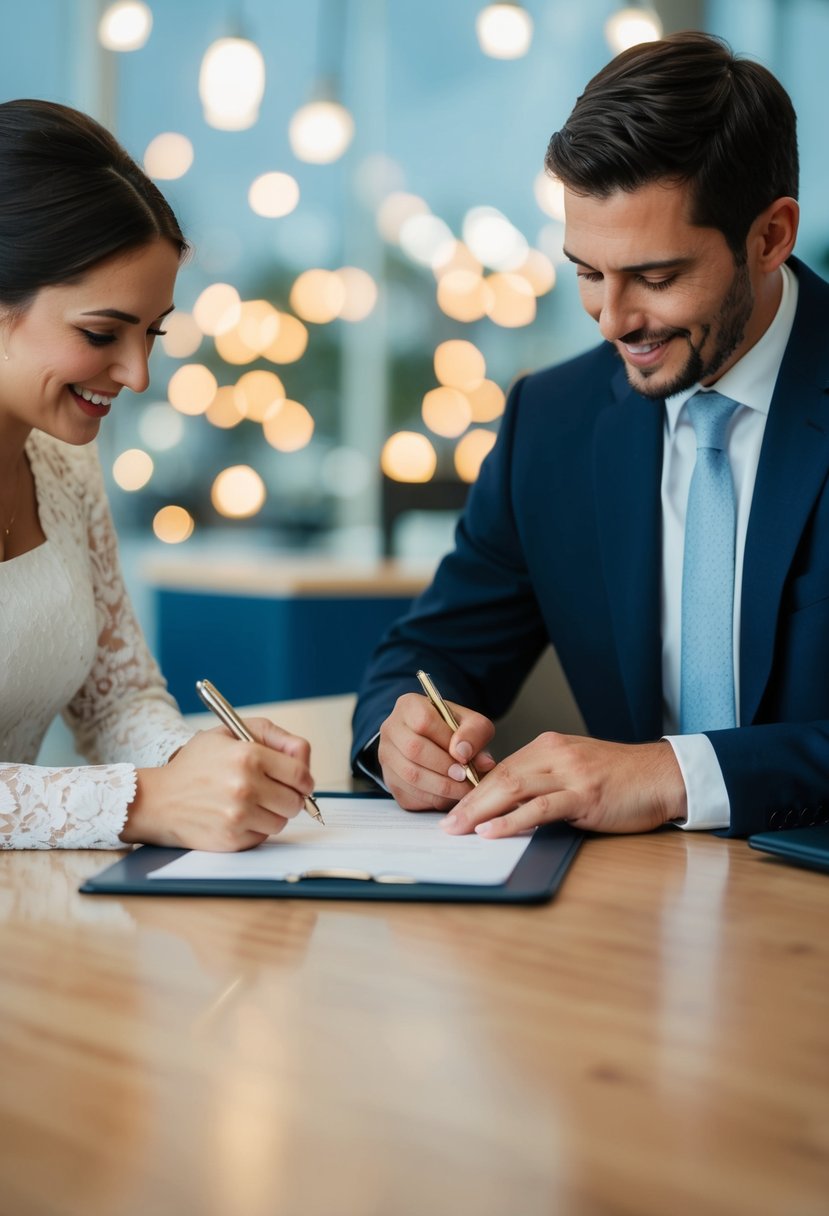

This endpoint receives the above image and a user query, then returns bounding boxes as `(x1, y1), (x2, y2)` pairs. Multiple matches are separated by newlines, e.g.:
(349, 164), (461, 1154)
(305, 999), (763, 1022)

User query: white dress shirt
(662, 263), (798, 829)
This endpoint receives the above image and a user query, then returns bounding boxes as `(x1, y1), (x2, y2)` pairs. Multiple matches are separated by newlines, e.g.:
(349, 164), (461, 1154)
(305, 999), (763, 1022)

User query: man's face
(563, 179), (762, 399)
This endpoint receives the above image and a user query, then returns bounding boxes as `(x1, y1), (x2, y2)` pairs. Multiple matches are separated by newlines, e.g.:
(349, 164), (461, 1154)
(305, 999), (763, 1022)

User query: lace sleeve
(63, 446), (194, 770)
(0, 763), (138, 849)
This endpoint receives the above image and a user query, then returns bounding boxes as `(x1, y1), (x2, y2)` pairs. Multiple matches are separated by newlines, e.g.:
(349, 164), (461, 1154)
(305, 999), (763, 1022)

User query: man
(352, 31), (829, 840)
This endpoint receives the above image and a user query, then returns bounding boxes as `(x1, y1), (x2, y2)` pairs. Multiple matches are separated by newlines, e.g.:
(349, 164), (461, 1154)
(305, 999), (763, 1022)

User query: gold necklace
(1, 460), (21, 540)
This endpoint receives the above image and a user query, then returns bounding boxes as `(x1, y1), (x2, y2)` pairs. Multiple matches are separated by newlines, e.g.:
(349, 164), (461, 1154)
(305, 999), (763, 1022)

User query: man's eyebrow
(562, 249), (692, 273)
(80, 304), (176, 324)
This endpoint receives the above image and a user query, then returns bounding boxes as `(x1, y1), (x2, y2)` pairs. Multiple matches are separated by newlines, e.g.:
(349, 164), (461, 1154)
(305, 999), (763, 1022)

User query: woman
(0, 99), (315, 850)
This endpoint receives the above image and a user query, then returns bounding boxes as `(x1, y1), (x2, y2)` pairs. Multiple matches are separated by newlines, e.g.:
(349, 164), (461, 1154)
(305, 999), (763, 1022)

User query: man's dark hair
(545, 31), (798, 259)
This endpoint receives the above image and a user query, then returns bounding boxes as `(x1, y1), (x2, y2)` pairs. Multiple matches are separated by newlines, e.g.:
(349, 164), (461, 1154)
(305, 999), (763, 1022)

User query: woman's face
(0, 238), (179, 445)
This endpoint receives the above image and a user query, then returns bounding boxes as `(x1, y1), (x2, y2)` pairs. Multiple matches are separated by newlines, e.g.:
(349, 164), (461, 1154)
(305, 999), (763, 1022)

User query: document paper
(147, 796), (534, 885)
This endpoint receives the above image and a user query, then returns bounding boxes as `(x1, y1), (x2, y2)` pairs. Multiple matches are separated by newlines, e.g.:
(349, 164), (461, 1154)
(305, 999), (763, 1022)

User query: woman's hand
(122, 717), (315, 851)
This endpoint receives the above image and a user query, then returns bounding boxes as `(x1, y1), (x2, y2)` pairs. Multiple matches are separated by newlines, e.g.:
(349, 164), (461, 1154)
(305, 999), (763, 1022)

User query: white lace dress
(0, 431), (193, 848)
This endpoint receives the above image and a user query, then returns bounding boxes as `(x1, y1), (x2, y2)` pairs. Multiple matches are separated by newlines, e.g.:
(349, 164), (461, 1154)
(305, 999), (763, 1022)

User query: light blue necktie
(680, 390), (740, 734)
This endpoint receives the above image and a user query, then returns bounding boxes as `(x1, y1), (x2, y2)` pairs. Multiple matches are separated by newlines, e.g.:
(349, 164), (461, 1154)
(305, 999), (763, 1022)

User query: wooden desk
(2, 698), (828, 1216)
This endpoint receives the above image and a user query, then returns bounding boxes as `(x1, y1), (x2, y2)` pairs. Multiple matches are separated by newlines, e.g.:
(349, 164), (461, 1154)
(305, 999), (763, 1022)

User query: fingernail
(441, 813), (458, 830)
(455, 741), (472, 761)
(481, 751), (495, 765)
(448, 763), (467, 782)
(475, 822), (494, 837)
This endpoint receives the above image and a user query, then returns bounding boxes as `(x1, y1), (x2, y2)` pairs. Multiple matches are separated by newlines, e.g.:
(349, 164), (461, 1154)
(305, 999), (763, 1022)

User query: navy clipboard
(748, 823), (829, 875)
(79, 818), (583, 905)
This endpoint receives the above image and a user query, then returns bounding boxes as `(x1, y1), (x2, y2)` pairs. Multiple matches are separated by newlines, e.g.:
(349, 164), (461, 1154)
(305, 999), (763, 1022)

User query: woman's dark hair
(0, 98), (187, 310)
(545, 31), (799, 260)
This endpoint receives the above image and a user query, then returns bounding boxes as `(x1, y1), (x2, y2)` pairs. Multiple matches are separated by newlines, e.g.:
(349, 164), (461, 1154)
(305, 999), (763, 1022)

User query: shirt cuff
(355, 732), (391, 794)
(662, 734), (731, 830)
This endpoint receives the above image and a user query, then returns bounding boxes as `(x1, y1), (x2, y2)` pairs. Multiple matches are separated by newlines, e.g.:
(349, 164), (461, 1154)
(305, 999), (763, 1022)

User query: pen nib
(307, 795), (325, 825)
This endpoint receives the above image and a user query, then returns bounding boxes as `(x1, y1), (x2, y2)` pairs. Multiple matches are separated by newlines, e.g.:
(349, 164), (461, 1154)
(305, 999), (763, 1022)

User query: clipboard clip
(284, 867), (418, 885)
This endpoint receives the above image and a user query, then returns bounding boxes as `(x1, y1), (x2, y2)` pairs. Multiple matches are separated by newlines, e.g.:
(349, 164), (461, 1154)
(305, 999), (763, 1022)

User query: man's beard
(620, 259), (754, 400)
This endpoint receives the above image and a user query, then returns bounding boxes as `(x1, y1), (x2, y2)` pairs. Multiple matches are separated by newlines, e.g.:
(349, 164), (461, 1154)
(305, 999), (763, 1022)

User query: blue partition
(156, 589), (414, 713)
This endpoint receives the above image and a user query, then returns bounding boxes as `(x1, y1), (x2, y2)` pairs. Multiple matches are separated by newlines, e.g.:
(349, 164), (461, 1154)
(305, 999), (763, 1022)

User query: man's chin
(622, 362), (681, 401)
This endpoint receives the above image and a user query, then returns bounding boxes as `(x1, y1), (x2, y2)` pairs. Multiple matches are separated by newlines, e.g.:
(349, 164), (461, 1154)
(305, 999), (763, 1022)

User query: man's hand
(378, 692), (498, 810)
(440, 733), (687, 836)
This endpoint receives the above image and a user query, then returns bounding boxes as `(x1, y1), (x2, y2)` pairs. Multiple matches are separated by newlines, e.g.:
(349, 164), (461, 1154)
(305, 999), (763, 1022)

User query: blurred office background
(4, 0), (828, 736)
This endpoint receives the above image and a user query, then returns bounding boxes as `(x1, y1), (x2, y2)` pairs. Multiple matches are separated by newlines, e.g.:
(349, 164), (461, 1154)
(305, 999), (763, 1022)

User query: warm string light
(289, 99), (354, 164)
(144, 133), (193, 180)
(475, 3), (533, 59)
(98, 1), (152, 51)
(199, 37), (266, 130)
(147, 1), (566, 533)
(605, 5), (663, 53)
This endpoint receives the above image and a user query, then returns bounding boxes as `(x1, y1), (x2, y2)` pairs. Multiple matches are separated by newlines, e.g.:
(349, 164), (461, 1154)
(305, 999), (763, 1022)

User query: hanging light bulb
(476, 2), (533, 60)
(199, 37), (266, 131)
(289, 86), (354, 164)
(98, 1), (153, 51)
(605, 5), (663, 54)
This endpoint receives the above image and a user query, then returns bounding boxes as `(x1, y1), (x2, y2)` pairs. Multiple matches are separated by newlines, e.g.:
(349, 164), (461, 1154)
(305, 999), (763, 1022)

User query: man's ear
(749, 196), (799, 272)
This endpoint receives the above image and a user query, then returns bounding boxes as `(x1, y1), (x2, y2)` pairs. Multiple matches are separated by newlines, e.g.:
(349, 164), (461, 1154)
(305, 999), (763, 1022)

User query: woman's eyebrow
(80, 304), (175, 324)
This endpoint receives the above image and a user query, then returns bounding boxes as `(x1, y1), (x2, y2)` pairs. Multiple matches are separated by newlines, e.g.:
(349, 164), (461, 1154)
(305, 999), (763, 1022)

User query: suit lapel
(741, 262), (829, 723)
(594, 365), (665, 739)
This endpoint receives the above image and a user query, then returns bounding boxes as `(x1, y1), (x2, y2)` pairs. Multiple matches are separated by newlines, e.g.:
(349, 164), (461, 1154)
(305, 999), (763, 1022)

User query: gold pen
(416, 669), (480, 787)
(195, 678), (325, 825)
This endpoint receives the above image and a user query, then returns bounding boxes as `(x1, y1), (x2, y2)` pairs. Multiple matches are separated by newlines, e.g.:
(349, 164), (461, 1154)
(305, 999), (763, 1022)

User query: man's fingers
(380, 736), (468, 810)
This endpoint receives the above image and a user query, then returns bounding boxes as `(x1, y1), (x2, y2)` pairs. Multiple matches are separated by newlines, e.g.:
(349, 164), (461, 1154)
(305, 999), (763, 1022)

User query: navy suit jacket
(352, 257), (829, 837)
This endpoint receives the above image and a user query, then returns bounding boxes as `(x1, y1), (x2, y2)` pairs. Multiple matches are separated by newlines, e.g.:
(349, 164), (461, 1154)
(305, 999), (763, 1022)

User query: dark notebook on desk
(748, 823), (829, 875)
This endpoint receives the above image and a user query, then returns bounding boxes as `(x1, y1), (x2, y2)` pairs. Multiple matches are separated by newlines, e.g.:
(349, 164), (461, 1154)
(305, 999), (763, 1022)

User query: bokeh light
(153, 505), (194, 544)
(233, 370), (286, 422)
(399, 213), (455, 267)
(466, 378), (506, 422)
(139, 403), (185, 451)
(205, 385), (245, 429)
(161, 312), (202, 358)
(381, 432), (437, 483)
(434, 339), (486, 391)
(485, 272), (536, 327)
(167, 364), (217, 415)
(263, 313), (309, 364)
(335, 267), (378, 322)
(143, 132), (194, 180)
(112, 448), (153, 491)
(432, 240), (482, 280)
(98, 1), (152, 51)
(237, 299), (281, 353)
(533, 171), (566, 222)
(289, 100), (354, 163)
(211, 465), (266, 519)
(263, 399), (315, 451)
(516, 249), (556, 296)
(463, 205), (528, 271)
(290, 269), (345, 324)
(248, 171), (300, 218)
(214, 326), (259, 365)
(376, 192), (430, 243)
(193, 283), (241, 336)
(422, 387), (473, 438)
(455, 428), (497, 481)
(199, 37), (266, 131)
(475, 4), (533, 59)
(436, 270), (493, 322)
(605, 6), (663, 53)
